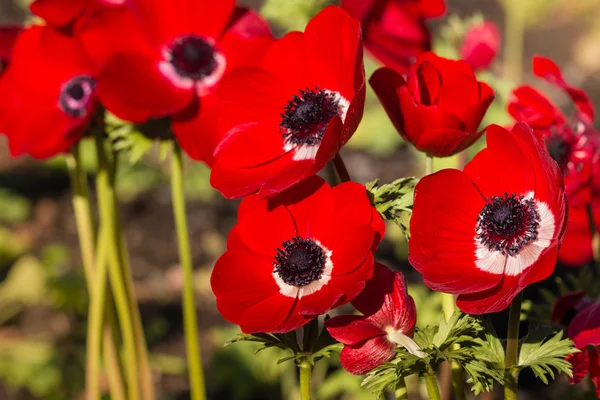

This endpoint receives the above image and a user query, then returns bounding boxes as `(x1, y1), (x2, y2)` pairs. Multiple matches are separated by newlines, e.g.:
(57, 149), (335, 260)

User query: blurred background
(1, 0), (600, 399)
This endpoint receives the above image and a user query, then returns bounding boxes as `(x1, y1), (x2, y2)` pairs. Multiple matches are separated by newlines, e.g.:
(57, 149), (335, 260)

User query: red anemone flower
(0, 25), (98, 159)
(325, 262), (422, 375)
(566, 303), (600, 397)
(77, 0), (273, 165)
(210, 6), (365, 198)
(341, 0), (445, 73)
(460, 21), (500, 71)
(551, 290), (593, 327)
(408, 123), (567, 314)
(370, 52), (494, 157)
(211, 176), (385, 334)
(30, 0), (123, 29)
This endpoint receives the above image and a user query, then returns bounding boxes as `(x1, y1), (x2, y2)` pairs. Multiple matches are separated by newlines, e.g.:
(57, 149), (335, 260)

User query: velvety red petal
(238, 294), (296, 334)
(97, 53), (193, 122)
(568, 303), (600, 348)
(257, 159), (316, 199)
(409, 169), (502, 294)
(456, 274), (521, 314)
(460, 22), (500, 71)
(351, 262), (396, 316)
(30, 0), (87, 27)
(272, 312), (315, 334)
(328, 225), (374, 276)
(463, 124), (535, 198)
(329, 252), (375, 308)
(508, 85), (565, 130)
(172, 96), (219, 165)
(297, 285), (344, 315)
(303, 6), (362, 100)
(558, 206), (592, 267)
(567, 350), (590, 384)
(339, 336), (396, 375)
(126, 0), (235, 47)
(532, 55), (595, 123)
(518, 242), (559, 288)
(325, 315), (385, 345)
(340, 80), (366, 145)
(262, 31), (308, 88)
(0, 26), (21, 62)
(369, 67), (406, 137)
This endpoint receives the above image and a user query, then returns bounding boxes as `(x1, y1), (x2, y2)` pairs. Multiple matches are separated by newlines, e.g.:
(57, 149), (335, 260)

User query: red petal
(558, 206), (593, 267)
(464, 124), (535, 198)
(235, 196), (297, 259)
(263, 31), (308, 88)
(508, 85), (565, 131)
(297, 286), (344, 315)
(256, 158), (316, 199)
(568, 303), (600, 348)
(518, 242), (559, 288)
(409, 169), (502, 294)
(533, 55), (595, 123)
(126, 0), (235, 47)
(351, 262), (396, 316)
(566, 350), (590, 384)
(460, 21), (501, 71)
(329, 225), (374, 276)
(339, 336), (396, 375)
(456, 274), (521, 314)
(303, 6), (362, 100)
(0, 26), (21, 62)
(369, 67), (406, 138)
(551, 290), (586, 325)
(97, 52), (193, 122)
(238, 294), (296, 334)
(325, 315), (385, 345)
(30, 0), (87, 27)
(329, 252), (375, 308)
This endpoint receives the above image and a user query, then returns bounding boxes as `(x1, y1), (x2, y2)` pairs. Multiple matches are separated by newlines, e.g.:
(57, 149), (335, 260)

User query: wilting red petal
(326, 315), (385, 345)
(339, 336), (396, 375)
(567, 349), (590, 384)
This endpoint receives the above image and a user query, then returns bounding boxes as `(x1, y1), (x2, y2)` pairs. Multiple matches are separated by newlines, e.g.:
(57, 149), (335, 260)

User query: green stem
(65, 146), (124, 400)
(424, 373), (441, 400)
(333, 153), (351, 182)
(111, 159), (155, 400)
(170, 144), (206, 400)
(504, 293), (523, 400)
(103, 324), (126, 400)
(394, 377), (408, 400)
(299, 362), (312, 400)
(451, 360), (466, 400)
(503, 0), (525, 83)
(425, 155), (434, 176)
(95, 132), (140, 400)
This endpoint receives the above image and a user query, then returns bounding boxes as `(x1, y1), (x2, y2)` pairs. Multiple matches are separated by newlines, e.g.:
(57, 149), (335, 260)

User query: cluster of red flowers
(0, 0), (574, 378)
(510, 56), (600, 268)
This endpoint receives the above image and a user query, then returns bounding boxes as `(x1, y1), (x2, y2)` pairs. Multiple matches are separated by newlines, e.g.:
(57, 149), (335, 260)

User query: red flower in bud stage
(210, 6), (365, 199)
(77, 0), (273, 165)
(408, 123), (567, 314)
(211, 176), (385, 334)
(341, 0), (445, 73)
(460, 21), (500, 71)
(566, 303), (600, 397)
(325, 263), (423, 375)
(0, 26), (21, 68)
(551, 290), (593, 327)
(30, 0), (123, 29)
(370, 52), (494, 157)
(0, 26), (98, 159)
(509, 56), (600, 267)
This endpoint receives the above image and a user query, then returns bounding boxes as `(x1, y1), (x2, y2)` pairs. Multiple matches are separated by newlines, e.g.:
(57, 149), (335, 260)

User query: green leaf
(366, 177), (417, 239)
(518, 324), (578, 384)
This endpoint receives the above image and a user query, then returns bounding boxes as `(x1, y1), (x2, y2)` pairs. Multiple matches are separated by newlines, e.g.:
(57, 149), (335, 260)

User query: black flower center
(273, 237), (326, 287)
(168, 35), (217, 80)
(476, 193), (540, 256)
(59, 75), (96, 118)
(280, 87), (340, 147)
(546, 134), (571, 171)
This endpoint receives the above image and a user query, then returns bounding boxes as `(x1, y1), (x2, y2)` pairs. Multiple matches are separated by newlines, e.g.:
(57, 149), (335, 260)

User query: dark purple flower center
(59, 75), (96, 117)
(546, 134), (571, 171)
(273, 236), (326, 286)
(476, 193), (540, 256)
(280, 87), (340, 147)
(168, 35), (217, 80)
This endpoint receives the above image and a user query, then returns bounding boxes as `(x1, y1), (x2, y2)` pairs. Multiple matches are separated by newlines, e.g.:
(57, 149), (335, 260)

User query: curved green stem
(95, 133), (140, 400)
(333, 153), (351, 182)
(424, 372), (441, 400)
(170, 144), (206, 400)
(394, 377), (408, 400)
(504, 293), (523, 400)
(299, 362), (312, 400)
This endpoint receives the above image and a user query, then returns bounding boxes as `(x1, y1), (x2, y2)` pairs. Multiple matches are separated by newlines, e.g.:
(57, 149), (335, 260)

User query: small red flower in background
(77, 0), (273, 165)
(211, 176), (384, 334)
(0, 26), (21, 69)
(370, 52), (494, 157)
(341, 0), (445, 73)
(210, 6), (365, 199)
(566, 303), (600, 397)
(0, 26), (98, 159)
(509, 56), (600, 267)
(409, 123), (567, 314)
(460, 21), (500, 71)
(30, 0), (123, 29)
(325, 263), (422, 375)
(551, 290), (593, 327)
